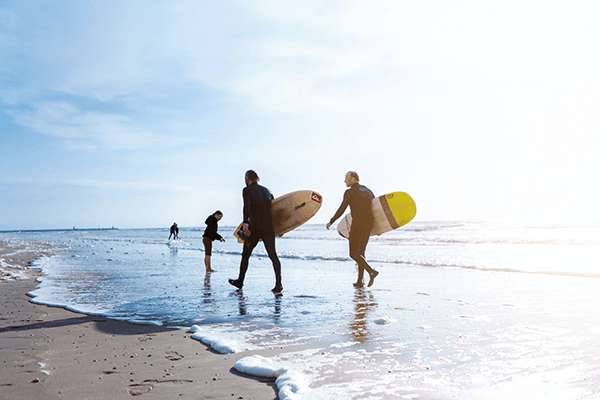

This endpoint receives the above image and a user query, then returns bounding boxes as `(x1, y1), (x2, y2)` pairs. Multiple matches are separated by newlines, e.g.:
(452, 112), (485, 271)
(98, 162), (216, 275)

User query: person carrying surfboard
(229, 170), (283, 293)
(202, 210), (225, 273)
(326, 171), (379, 288)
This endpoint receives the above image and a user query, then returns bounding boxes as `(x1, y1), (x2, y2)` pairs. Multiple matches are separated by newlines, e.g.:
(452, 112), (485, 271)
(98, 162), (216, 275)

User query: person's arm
(242, 187), (252, 236)
(208, 217), (223, 241)
(326, 190), (350, 229)
(242, 188), (251, 224)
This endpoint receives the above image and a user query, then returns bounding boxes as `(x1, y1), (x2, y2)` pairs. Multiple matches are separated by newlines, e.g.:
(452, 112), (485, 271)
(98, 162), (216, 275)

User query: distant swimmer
(326, 171), (379, 288)
(202, 211), (225, 272)
(168, 222), (179, 240)
(229, 170), (283, 293)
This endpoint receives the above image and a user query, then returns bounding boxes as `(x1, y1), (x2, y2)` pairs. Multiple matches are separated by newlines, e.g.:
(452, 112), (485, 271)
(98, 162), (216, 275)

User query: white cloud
(65, 178), (202, 195)
(7, 101), (178, 150)
(226, 0), (600, 116)
(1, 176), (202, 196)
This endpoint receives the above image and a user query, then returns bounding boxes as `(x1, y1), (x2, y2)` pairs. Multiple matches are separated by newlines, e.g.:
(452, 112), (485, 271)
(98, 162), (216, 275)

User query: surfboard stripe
(380, 195), (400, 230)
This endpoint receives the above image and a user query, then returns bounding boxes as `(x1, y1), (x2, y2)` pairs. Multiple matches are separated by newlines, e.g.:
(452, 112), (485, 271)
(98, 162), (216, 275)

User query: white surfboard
(234, 190), (323, 243)
(337, 191), (416, 239)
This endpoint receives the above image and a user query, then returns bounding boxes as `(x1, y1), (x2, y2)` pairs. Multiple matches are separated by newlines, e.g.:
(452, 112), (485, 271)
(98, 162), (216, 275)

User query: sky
(1, 0), (600, 230)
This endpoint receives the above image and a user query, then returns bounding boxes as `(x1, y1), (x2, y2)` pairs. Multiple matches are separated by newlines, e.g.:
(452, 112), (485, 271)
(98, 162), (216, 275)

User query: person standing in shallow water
(168, 222), (179, 240)
(202, 211), (225, 272)
(326, 171), (379, 287)
(229, 170), (283, 293)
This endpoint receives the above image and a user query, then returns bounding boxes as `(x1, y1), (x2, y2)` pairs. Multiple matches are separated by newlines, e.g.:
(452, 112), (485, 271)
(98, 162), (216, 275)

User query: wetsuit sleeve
(329, 189), (351, 224)
(242, 187), (251, 224)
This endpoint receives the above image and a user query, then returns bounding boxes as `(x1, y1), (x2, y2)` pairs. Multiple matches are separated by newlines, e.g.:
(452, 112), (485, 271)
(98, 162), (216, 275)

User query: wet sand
(4, 234), (600, 399)
(0, 241), (278, 400)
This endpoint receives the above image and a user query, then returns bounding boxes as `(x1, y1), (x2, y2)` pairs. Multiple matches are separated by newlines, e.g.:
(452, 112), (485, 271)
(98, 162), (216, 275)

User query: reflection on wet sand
(203, 272), (212, 304)
(232, 289), (247, 315)
(273, 294), (282, 320)
(349, 288), (377, 343)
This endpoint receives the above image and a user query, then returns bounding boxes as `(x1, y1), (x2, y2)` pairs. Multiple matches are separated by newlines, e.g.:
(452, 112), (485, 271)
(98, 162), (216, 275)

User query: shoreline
(0, 241), (278, 400)
(4, 228), (600, 399)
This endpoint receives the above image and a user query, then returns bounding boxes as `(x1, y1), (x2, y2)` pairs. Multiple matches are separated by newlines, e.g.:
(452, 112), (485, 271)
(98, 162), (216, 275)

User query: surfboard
(336, 191), (416, 239)
(234, 190), (323, 243)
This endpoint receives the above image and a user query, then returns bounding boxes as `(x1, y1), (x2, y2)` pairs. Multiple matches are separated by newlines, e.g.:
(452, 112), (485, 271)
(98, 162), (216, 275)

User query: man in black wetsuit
(326, 171), (379, 287)
(229, 170), (283, 293)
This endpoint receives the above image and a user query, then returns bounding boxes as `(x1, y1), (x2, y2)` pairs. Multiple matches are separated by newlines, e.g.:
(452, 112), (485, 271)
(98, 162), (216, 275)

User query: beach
(2, 222), (600, 399)
(0, 241), (278, 400)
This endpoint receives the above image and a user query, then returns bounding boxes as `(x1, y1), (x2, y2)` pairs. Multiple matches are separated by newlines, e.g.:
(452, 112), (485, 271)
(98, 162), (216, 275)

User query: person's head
(245, 170), (260, 186)
(345, 171), (359, 187)
(214, 210), (223, 221)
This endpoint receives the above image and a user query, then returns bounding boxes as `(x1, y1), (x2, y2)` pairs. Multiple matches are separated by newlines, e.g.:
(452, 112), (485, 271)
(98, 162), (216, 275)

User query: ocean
(2, 220), (600, 399)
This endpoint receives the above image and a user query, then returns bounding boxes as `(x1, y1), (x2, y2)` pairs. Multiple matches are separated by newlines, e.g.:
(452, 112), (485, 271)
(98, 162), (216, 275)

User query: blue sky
(1, 0), (599, 230)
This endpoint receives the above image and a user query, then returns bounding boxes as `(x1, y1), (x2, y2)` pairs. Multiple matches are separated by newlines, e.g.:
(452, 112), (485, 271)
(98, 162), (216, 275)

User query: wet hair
(347, 171), (359, 182)
(245, 170), (260, 183)
(214, 210), (222, 216)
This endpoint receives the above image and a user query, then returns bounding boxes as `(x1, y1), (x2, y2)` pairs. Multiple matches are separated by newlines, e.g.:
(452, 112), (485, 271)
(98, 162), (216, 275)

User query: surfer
(202, 211), (225, 272)
(168, 222), (179, 240)
(326, 171), (379, 287)
(229, 170), (283, 293)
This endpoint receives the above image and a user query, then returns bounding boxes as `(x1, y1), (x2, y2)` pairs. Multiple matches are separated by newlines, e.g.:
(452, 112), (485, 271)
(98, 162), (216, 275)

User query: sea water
(2, 221), (600, 399)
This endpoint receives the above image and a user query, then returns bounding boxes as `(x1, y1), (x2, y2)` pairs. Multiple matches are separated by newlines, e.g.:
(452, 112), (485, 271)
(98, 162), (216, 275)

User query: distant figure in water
(326, 171), (379, 288)
(168, 222), (179, 240)
(229, 170), (283, 293)
(202, 211), (225, 272)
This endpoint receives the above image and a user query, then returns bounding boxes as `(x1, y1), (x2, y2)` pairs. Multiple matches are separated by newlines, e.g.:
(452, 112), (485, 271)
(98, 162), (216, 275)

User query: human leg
(203, 237), (214, 272)
(229, 235), (259, 288)
(262, 231), (282, 291)
(349, 227), (377, 287)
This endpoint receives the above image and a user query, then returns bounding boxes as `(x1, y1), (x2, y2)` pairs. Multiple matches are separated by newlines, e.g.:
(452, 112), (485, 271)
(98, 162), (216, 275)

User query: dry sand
(0, 241), (278, 400)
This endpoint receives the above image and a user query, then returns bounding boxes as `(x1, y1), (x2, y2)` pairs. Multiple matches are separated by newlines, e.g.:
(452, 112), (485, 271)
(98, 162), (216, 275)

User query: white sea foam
(167, 239), (188, 248)
(0, 259), (17, 268)
(234, 355), (309, 400)
(1, 269), (30, 280)
(189, 325), (257, 354)
(0, 260), (31, 280)
(127, 319), (163, 326)
(329, 341), (357, 349)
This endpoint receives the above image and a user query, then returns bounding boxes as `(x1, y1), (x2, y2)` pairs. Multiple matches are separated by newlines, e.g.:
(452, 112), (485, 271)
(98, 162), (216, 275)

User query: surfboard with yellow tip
(337, 191), (416, 239)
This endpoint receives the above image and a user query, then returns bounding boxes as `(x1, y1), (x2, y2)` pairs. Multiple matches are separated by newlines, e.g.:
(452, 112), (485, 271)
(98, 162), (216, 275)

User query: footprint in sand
(164, 351), (183, 361)
(128, 379), (194, 396)
(128, 386), (152, 396)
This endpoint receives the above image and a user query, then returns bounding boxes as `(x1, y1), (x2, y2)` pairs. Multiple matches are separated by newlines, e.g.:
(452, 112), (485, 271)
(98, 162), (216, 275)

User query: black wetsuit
(236, 182), (281, 288)
(203, 215), (223, 241)
(202, 215), (222, 256)
(330, 183), (376, 282)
